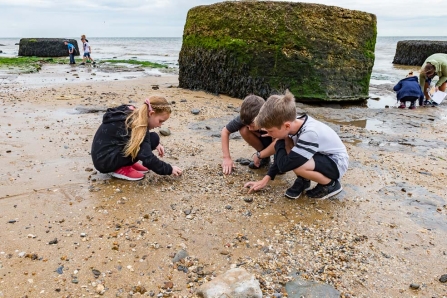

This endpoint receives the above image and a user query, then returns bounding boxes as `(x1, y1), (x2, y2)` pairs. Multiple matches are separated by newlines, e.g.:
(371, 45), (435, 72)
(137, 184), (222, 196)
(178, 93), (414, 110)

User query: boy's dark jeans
(400, 96), (418, 106)
(69, 53), (75, 64)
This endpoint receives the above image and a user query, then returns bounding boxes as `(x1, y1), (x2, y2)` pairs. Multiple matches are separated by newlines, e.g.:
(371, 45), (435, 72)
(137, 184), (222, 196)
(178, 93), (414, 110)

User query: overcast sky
(0, 0), (446, 38)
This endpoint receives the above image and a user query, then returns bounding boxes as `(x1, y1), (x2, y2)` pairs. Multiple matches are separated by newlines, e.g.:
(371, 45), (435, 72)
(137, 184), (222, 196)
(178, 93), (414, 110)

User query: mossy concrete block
(393, 40), (447, 66)
(19, 38), (80, 57)
(179, 1), (376, 102)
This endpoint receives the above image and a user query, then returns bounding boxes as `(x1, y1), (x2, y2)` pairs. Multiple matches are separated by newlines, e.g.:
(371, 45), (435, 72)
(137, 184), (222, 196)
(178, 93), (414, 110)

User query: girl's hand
(171, 166), (182, 176)
(156, 144), (165, 157)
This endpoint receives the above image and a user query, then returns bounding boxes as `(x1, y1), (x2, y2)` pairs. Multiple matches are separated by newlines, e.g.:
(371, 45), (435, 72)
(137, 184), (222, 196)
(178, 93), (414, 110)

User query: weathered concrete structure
(19, 38), (80, 57)
(393, 40), (447, 66)
(179, 1), (377, 102)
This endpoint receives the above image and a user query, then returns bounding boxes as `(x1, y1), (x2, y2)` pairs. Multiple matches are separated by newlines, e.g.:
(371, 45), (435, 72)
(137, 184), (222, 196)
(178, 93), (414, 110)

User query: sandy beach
(1, 64), (447, 297)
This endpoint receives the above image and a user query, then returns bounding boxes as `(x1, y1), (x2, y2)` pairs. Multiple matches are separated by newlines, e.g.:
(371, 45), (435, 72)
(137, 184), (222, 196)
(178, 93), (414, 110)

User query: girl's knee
(150, 132), (160, 149)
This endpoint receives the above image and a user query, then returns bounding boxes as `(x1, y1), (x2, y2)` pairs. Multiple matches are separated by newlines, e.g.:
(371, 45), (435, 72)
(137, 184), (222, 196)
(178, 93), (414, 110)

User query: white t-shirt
(289, 115), (349, 177)
(83, 42), (90, 53)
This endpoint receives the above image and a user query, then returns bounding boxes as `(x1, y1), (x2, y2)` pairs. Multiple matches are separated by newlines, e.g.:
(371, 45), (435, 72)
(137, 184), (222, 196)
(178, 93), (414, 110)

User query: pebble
(159, 127), (171, 136)
(409, 283), (420, 289)
(56, 266), (64, 274)
(92, 269), (101, 277)
(8, 220), (16, 224)
(80, 233), (87, 237)
(191, 108), (200, 115)
(439, 274), (447, 283)
(49, 238), (58, 245)
(243, 197), (253, 203)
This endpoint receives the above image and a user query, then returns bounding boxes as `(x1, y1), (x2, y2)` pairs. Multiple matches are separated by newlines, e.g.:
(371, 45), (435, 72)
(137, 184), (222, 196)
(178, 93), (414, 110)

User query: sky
(0, 0), (446, 38)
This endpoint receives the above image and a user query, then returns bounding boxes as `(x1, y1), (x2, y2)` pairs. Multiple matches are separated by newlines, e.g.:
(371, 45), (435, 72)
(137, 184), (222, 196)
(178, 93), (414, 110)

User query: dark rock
(179, 2), (376, 102)
(236, 158), (251, 165)
(439, 274), (447, 283)
(48, 238), (58, 245)
(0, 50), (2, 54)
(180, 99), (187, 102)
(19, 38), (80, 57)
(0, 44), (4, 46)
(191, 108), (200, 115)
(92, 269), (101, 277)
(8, 220), (16, 224)
(286, 277), (340, 298)
(244, 197), (253, 203)
(393, 40), (447, 66)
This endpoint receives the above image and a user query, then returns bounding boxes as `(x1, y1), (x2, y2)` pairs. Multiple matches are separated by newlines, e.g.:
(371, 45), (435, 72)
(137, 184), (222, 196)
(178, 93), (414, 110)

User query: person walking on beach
(244, 90), (349, 200)
(63, 40), (76, 65)
(419, 53), (447, 106)
(393, 71), (424, 109)
(91, 96), (182, 181)
(221, 94), (276, 174)
(80, 36), (95, 65)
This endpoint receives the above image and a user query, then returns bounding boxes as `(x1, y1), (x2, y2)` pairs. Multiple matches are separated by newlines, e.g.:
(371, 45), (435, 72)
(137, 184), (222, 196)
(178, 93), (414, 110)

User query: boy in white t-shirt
(244, 90), (349, 200)
(80, 37), (96, 65)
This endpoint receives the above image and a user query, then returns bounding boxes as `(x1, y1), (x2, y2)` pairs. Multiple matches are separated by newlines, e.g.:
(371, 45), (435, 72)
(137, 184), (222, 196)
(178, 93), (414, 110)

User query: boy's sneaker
(248, 157), (270, 169)
(111, 166), (145, 181)
(132, 162), (149, 173)
(398, 103), (406, 109)
(306, 180), (342, 200)
(285, 177), (311, 199)
(409, 104), (416, 109)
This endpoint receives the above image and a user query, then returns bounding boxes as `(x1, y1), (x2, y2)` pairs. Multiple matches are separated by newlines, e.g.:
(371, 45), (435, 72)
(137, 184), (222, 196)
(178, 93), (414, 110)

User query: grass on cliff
(100, 59), (167, 68)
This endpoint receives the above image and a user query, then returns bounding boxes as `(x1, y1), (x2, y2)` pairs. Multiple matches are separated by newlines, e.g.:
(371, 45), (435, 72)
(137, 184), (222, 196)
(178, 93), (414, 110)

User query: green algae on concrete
(100, 59), (168, 68)
(0, 57), (67, 73)
(179, 1), (377, 102)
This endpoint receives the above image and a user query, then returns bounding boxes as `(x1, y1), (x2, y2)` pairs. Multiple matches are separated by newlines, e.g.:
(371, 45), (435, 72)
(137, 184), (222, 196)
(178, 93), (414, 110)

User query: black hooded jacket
(91, 105), (173, 175)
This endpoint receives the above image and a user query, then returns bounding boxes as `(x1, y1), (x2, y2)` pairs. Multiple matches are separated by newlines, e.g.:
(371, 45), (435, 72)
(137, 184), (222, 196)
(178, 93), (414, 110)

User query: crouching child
(244, 91), (349, 200)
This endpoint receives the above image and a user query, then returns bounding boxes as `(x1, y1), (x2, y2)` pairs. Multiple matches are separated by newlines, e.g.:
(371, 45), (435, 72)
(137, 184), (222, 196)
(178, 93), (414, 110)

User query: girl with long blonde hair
(91, 96), (182, 180)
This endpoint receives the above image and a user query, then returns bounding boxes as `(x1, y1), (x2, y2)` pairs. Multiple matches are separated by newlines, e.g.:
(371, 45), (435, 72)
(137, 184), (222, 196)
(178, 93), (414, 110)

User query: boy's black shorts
(260, 136), (273, 149)
(313, 153), (340, 180)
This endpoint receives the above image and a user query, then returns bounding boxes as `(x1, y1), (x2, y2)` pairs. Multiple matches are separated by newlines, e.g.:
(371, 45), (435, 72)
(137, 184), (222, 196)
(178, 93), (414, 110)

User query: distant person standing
(419, 53), (447, 106)
(63, 40), (76, 65)
(80, 36), (95, 65)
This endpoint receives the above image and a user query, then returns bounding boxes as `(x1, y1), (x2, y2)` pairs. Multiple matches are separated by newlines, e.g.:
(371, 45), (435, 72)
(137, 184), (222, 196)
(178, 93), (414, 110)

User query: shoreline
(1, 69), (447, 297)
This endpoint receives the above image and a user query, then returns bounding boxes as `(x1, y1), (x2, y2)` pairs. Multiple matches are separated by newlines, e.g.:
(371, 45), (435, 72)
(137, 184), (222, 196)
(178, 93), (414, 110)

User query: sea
(1, 36), (447, 107)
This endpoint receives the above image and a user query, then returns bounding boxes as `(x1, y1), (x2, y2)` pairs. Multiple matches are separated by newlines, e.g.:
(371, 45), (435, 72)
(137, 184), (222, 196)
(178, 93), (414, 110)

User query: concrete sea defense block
(179, 1), (376, 102)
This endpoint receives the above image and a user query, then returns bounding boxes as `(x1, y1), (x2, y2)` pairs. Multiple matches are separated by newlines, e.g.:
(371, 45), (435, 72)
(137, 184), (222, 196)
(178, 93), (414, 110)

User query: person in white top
(80, 36), (95, 65)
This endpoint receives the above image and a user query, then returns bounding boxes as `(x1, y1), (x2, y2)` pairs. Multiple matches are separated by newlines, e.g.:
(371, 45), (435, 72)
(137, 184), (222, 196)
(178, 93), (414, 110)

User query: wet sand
(1, 64), (447, 297)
